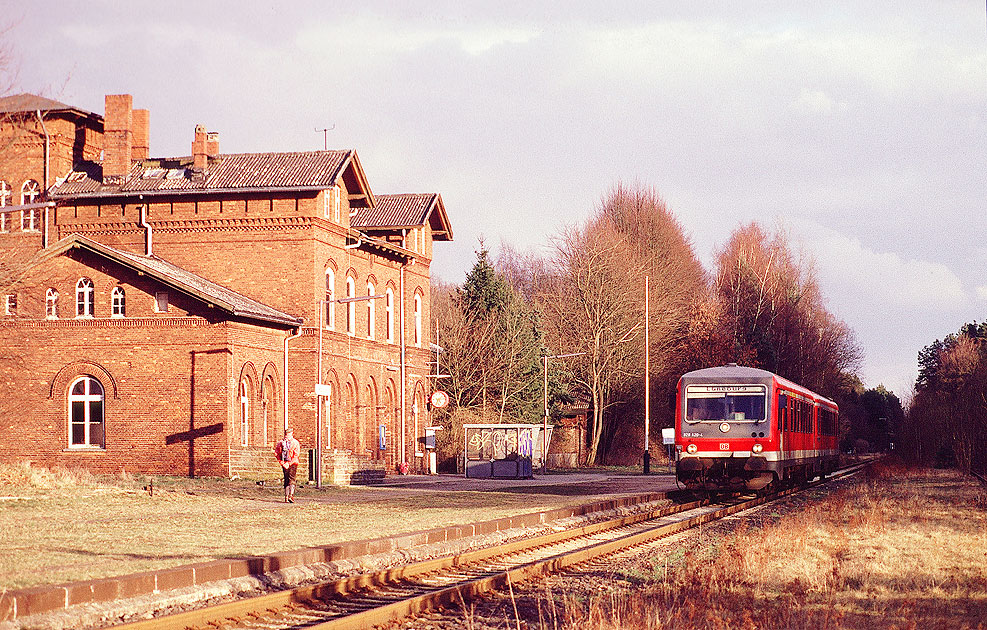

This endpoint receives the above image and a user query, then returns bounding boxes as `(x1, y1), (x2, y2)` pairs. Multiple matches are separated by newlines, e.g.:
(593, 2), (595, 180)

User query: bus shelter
(463, 424), (552, 479)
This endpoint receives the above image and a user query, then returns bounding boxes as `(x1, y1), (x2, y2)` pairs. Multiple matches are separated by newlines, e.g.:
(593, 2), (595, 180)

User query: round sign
(430, 390), (449, 409)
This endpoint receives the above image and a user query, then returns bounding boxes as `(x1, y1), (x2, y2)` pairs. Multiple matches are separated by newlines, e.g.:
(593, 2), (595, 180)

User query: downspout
(399, 255), (407, 466)
(283, 327), (304, 433)
(36, 110), (50, 248)
(139, 199), (152, 255)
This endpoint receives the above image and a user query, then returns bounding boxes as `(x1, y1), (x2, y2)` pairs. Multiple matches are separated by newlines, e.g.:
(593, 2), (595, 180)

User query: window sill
(64, 446), (106, 453)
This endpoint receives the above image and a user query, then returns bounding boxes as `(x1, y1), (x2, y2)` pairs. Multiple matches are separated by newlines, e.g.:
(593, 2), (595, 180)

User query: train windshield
(685, 385), (766, 423)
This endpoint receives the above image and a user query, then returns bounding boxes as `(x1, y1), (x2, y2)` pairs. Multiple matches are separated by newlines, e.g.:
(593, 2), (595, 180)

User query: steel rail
(112, 461), (869, 630)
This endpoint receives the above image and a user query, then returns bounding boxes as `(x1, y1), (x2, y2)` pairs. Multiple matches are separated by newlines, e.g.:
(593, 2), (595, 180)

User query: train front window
(685, 385), (766, 423)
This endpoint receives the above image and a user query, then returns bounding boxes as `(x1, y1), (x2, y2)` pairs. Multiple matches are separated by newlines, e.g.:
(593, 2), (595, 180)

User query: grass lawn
(0, 462), (590, 590)
(558, 462), (987, 629)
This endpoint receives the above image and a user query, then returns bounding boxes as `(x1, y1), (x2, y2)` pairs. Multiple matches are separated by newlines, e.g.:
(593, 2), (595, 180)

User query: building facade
(0, 94), (452, 482)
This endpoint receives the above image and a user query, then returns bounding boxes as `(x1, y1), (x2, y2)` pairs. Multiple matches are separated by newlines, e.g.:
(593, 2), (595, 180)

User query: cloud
(801, 224), (967, 313)
(977, 286), (987, 301)
(792, 88), (845, 115)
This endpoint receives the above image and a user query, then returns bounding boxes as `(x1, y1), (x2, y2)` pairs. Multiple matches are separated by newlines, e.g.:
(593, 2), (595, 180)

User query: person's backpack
(279, 438), (293, 462)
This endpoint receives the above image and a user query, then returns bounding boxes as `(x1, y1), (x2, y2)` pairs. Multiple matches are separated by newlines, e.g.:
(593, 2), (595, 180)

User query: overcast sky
(5, 1), (985, 400)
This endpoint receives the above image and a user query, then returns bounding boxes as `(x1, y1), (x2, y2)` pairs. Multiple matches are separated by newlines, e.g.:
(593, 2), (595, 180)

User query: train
(674, 363), (839, 492)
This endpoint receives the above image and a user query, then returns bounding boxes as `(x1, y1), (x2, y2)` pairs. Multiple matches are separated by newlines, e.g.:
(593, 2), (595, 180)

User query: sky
(4, 1), (985, 401)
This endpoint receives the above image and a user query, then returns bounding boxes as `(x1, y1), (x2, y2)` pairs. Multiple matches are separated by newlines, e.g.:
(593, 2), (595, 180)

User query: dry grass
(550, 463), (987, 630)
(0, 462), (584, 590)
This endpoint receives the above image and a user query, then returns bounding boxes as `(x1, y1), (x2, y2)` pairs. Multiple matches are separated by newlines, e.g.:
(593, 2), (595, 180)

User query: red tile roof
(353, 193), (453, 241)
(50, 151), (353, 197)
(0, 93), (100, 119)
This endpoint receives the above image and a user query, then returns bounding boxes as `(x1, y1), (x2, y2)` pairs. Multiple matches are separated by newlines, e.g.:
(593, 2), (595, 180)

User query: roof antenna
(315, 125), (335, 150)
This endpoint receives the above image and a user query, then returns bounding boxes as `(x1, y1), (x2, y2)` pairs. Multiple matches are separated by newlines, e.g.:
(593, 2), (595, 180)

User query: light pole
(643, 275), (651, 475)
(542, 352), (586, 475)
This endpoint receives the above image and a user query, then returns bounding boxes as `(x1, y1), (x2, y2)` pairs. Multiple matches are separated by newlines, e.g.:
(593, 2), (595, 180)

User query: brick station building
(0, 94), (452, 483)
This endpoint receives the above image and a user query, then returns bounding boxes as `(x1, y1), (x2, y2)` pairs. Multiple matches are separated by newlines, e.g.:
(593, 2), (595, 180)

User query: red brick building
(0, 94), (452, 483)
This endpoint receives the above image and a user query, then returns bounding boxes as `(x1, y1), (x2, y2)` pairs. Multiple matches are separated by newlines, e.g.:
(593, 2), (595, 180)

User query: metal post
(542, 355), (549, 475)
(644, 275), (651, 475)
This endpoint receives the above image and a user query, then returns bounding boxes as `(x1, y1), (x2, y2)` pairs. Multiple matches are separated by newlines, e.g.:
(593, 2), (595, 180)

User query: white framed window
(346, 276), (356, 335)
(414, 294), (422, 347)
(325, 185), (341, 222)
(385, 288), (394, 344)
(21, 208), (38, 232)
(111, 287), (126, 317)
(325, 268), (335, 329)
(239, 381), (249, 447)
(4, 294), (16, 316)
(76, 278), (94, 318)
(46, 288), (58, 319)
(154, 291), (169, 313)
(0, 180), (10, 206)
(20, 180), (40, 205)
(0, 212), (8, 233)
(367, 281), (376, 340)
(69, 376), (105, 448)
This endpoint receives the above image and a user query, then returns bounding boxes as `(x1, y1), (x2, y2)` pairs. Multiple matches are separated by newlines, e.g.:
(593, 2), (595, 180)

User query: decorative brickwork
(0, 93), (452, 484)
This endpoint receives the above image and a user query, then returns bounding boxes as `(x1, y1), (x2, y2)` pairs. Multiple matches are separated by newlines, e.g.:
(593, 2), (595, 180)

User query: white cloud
(801, 224), (967, 312)
(792, 87), (844, 115)
(976, 286), (987, 301)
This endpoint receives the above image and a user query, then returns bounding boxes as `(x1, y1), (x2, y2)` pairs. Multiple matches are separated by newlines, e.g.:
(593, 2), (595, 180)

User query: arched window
(0, 180), (10, 206)
(69, 376), (104, 448)
(46, 288), (58, 319)
(346, 276), (356, 335)
(76, 278), (94, 318)
(325, 268), (335, 330)
(239, 380), (250, 447)
(20, 180), (40, 204)
(414, 294), (422, 347)
(367, 281), (376, 340)
(111, 287), (126, 317)
(385, 288), (395, 344)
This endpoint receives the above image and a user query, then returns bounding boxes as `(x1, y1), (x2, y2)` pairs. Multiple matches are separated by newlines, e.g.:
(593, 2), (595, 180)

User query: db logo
(719, 443), (730, 451)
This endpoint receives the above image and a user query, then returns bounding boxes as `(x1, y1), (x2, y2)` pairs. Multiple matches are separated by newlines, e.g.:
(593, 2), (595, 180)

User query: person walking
(274, 428), (300, 503)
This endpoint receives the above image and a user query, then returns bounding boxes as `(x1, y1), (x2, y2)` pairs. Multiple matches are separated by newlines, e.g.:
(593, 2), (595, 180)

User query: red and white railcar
(675, 364), (839, 492)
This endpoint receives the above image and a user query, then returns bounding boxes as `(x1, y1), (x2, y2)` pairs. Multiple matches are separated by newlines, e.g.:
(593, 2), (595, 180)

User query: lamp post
(643, 275), (650, 475)
(542, 352), (586, 475)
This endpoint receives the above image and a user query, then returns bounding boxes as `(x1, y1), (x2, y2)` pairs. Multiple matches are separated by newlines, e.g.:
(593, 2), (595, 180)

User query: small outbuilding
(463, 423), (552, 479)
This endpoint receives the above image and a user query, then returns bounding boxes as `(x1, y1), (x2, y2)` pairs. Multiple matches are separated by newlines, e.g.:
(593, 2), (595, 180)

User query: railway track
(113, 462), (869, 630)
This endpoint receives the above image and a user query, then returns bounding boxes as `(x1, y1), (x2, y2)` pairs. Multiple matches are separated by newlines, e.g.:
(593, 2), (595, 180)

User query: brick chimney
(192, 125), (208, 172)
(132, 109), (150, 160)
(103, 94), (133, 182)
(206, 131), (219, 157)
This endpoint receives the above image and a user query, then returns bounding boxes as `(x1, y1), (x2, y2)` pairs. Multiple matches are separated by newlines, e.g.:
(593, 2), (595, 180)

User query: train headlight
(752, 443), (763, 454)
(686, 443), (698, 454)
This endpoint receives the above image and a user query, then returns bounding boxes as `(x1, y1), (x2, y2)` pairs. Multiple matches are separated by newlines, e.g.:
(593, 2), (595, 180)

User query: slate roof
(352, 193), (453, 241)
(37, 235), (303, 327)
(0, 93), (100, 119)
(49, 150), (354, 198)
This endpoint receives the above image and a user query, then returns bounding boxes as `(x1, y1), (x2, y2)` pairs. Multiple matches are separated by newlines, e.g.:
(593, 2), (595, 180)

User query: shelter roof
(34, 234), (303, 327)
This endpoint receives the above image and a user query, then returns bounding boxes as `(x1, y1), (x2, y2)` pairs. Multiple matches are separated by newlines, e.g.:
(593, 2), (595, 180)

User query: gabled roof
(49, 151), (359, 198)
(0, 93), (101, 121)
(34, 235), (302, 327)
(352, 193), (453, 241)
